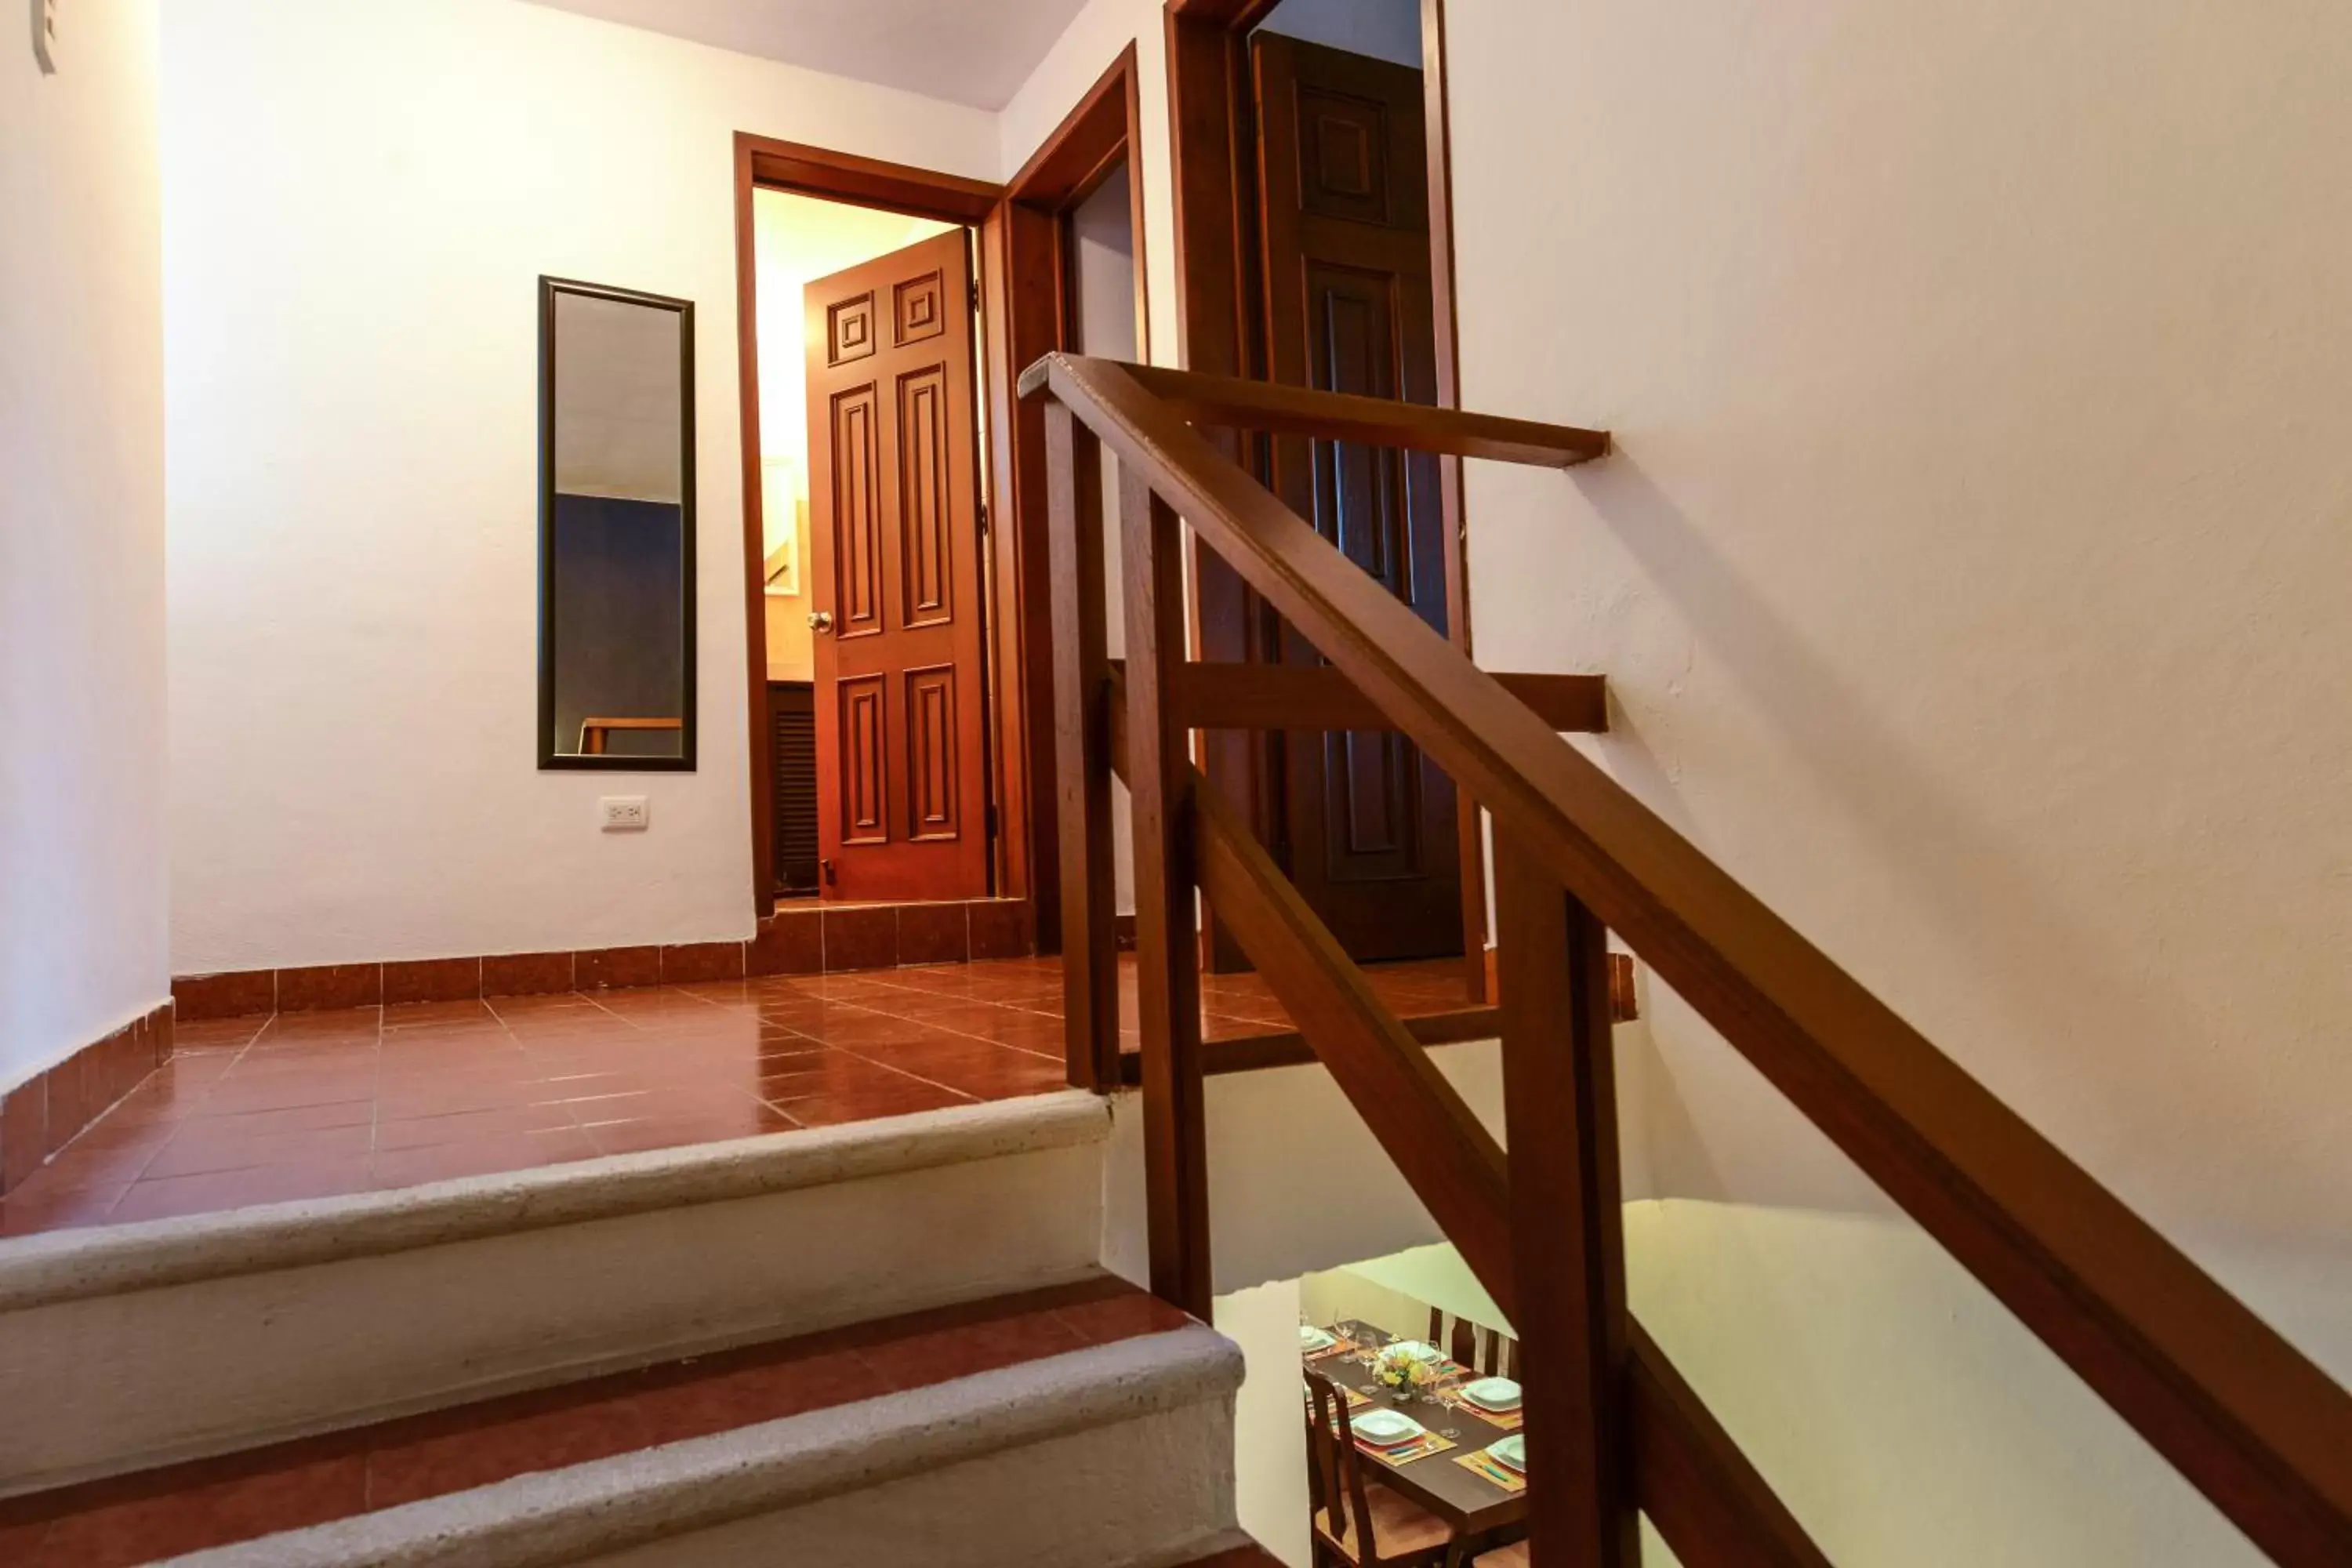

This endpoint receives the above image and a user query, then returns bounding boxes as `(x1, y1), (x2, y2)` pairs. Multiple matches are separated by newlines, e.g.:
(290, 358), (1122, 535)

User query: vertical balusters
(1121, 468), (1212, 1318)
(1497, 841), (1637, 1567)
(1044, 401), (1119, 1091)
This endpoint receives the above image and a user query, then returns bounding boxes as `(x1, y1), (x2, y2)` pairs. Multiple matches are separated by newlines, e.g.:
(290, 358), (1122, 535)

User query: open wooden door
(1250, 31), (1461, 962)
(804, 229), (992, 902)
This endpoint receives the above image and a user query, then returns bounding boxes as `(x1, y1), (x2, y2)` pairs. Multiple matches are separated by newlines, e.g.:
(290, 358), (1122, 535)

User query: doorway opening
(733, 138), (1004, 929)
(733, 53), (1147, 949)
(1167, 0), (1486, 992)
(751, 191), (989, 906)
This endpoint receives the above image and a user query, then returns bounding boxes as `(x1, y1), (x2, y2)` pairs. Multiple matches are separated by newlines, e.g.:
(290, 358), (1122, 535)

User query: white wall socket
(33, 0), (59, 74)
(600, 796), (650, 832)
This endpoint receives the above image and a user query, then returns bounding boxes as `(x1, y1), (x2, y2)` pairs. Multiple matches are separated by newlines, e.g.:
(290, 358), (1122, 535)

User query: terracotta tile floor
(0, 1276), (1191, 1566)
(0, 955), (1478, 1240)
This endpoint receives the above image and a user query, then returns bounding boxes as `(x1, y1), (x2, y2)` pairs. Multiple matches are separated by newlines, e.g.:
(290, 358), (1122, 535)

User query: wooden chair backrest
(1304, 1367), (1380, 1558)
(1428, 1308), (1520, 1378)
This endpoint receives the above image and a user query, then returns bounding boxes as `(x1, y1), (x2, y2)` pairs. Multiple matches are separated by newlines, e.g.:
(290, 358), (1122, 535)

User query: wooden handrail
(1112, 682), (1831, 1567)
(1025, 351), (2352, 1566)
(1167, 662), (1607, 735)
(1188, 742), (1516, 1298)
(1018, 357), (1610, 467)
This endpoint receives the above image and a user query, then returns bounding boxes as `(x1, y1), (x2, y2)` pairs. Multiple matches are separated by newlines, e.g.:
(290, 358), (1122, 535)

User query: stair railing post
(1044, 401), (1120, 1091)
(1120, 467), (1212, 1319)
(1496, 837), (1638, 1567)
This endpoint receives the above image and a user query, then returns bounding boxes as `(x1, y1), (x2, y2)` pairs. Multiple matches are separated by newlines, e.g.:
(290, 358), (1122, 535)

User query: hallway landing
(0, 955), (1478, 1239)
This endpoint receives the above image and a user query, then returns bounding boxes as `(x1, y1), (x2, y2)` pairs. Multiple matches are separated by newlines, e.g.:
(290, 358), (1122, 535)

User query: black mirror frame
(536, 275), (698, 772)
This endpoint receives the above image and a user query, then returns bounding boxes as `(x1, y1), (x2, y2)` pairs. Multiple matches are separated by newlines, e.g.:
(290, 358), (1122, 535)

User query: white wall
(1, 1), (170, 1087)
(162, 0), (1000, 971)
(1439, 0), (2352, 1557)
(1626, 1199), (2352, 1566)
(1450, 0), (2352, 1300)
(1212, 1277), (1313, 1568)
(1099, 1042), (1505, 1297)
(1000, 0), (1177, 362)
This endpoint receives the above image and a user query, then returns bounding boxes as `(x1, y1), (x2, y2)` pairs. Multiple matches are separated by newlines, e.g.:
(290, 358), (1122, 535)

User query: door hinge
(977, 499), (991, 536)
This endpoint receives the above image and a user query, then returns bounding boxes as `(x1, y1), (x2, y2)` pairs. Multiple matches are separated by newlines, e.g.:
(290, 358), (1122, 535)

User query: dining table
(1309, 1319), (1528, 1549)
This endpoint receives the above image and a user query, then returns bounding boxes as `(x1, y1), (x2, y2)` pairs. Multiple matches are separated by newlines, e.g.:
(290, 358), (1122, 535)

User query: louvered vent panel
(768, 683), (819, 895)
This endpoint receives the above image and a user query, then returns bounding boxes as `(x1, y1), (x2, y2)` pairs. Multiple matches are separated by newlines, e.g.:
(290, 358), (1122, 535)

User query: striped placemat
(1359, 1429), (1457, 1467)
(1455, 1448), (1529, 1493)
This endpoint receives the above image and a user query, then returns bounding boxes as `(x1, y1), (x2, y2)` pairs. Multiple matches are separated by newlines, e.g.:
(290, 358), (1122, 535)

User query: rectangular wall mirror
(538, 277), (696, 770)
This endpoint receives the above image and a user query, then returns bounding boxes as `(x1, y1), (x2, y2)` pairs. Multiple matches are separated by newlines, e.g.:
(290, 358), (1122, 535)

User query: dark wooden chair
(1427, 1308), (1519, 1380)
(1303, 1369), (1461, 1567)
(1472, 1544), (1527, 1566)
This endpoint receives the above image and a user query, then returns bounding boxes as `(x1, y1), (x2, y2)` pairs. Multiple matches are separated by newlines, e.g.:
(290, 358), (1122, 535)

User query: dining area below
(1300, 1312), (1530, 1566)
(1211, 1245), (1552, 1568)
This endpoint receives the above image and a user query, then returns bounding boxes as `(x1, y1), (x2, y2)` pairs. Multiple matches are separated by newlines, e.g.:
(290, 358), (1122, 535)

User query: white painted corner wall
(160, 0), (1000, 971)
(1447, 0), (2352, 1279)
(1442, 0), (2352, 1557)
(1, 0), (170, 1089)
(154, 0), (1196, 975)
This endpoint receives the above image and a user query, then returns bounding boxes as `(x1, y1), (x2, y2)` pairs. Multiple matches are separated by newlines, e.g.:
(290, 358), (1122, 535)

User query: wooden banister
(1112, 684), (1830, 1568)
(1044, 404), (1121, 1091)
(1168, 662), (1607, 735)
(1017, 357), (1610, 466)
(1026, 350), (2352, 1566)
(1189, 746), (1516, 1300)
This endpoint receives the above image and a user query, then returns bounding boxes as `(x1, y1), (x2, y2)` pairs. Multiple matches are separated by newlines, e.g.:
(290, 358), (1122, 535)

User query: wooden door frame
(732, 135), (1003, 920)
(733, 55), (1145, 937)
(993, 43), (1149, 954)
(1162, 0), (1489, 994)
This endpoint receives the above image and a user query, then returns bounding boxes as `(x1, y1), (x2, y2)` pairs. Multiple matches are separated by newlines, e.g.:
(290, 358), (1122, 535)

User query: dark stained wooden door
(804, 229), (991, 902)
(1251, 32), (1460, 962)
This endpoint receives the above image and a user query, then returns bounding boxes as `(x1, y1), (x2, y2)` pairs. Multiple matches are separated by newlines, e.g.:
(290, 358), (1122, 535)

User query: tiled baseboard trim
(172, 898), (1035, 1022)
(1, 1001), (175, 1196)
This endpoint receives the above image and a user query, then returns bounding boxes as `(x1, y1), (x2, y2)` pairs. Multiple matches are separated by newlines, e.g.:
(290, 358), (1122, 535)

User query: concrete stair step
(0, 1278), (1245, 1567)
(0, 1092), (1112, 1494)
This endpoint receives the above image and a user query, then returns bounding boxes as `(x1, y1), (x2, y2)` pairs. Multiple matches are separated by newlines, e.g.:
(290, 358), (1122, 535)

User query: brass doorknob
(808, 610), (833, 632)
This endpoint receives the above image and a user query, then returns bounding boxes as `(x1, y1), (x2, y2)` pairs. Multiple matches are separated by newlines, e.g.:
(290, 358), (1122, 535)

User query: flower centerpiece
(1372, 1341), (1443, 1398)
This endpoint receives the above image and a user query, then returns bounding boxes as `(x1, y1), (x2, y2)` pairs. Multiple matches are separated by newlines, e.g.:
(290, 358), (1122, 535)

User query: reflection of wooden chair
(1303, 1369), (1459, 1567)
(579, 717), (682, 755)
(1428, 1309), (1519, 1380)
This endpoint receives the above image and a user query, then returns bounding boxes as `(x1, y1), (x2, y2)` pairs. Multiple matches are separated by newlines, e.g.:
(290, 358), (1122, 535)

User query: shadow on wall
(1562, 451), (2324, 1230)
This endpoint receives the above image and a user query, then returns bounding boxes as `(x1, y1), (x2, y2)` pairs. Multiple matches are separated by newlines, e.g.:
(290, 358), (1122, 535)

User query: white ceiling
(521, 0), (1091, 110)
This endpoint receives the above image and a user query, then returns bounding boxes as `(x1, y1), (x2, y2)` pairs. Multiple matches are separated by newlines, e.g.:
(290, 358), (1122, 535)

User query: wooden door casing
(805, 230), (993, 902)
(1252, 33), (1461, 964)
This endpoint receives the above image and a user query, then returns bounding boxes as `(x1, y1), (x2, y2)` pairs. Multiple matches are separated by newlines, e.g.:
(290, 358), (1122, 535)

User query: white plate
(1461, 1376), (1522, 1410)
(1490, 1435), (1527, 1473)
(1352, 1407), (1425, 1445)
(1299, 1326), (1338, 1352)
(1385, 1340), (1442, 1363)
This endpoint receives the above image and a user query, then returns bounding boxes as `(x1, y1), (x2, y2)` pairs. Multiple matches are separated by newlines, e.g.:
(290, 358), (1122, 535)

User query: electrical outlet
(600, 796), (650, 832)
(33, 0), (59, 74)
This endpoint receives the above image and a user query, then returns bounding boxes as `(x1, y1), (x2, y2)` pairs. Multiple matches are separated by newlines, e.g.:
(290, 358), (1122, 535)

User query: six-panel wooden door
(804, 230), (992, 902)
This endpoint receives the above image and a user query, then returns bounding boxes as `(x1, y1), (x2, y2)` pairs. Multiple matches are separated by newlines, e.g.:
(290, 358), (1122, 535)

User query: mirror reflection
(539, 278), (695, 768)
